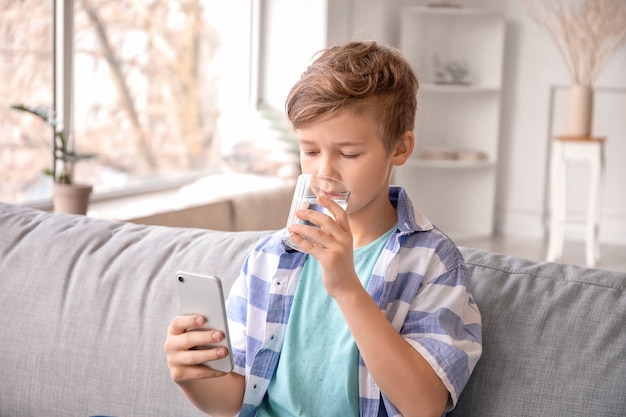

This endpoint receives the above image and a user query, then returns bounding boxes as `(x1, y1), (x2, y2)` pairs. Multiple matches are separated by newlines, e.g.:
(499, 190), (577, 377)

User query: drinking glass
(283, 174), (351, 251)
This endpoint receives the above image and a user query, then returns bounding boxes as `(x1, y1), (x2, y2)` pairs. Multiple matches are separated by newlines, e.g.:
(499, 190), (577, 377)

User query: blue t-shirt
(256, 226), (396, 417)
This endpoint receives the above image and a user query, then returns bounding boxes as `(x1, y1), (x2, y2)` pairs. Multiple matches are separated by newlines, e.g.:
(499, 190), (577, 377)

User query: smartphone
(175, 271), (234, 373)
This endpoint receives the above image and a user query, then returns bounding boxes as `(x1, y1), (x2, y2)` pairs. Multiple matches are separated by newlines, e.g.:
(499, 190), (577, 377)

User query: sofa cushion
(452, 247), (626, 417)
(0, 202), (270, 417)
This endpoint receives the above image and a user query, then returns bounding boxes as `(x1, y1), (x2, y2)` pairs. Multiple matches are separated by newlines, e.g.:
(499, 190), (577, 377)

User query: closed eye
(341, 152), (360, 159)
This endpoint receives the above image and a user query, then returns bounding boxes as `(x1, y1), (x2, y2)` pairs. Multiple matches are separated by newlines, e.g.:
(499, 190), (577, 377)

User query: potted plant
(11, 103), (97, 214)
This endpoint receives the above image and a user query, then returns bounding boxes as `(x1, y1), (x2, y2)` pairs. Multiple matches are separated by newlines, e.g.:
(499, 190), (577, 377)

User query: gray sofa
(1, 201), (624, 417)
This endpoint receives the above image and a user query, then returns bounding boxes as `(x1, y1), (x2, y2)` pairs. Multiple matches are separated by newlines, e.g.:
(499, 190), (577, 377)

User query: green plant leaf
(11, 103), (97, 184)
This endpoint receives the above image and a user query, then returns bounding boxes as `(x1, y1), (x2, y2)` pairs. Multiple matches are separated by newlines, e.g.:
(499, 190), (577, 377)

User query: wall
(496, 0), (626, 244)
(261, 0), (626, 244)
(260, 0), (328, 110)
(328, 0), (626, 244)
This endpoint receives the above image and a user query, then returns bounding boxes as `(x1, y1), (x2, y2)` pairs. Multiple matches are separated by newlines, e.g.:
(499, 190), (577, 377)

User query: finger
(187, 346), (229, 366)
(167, 337), (228, 368)
(293, 204), (349, 245)
(165, 329), (223, 361)
(288, 220), (328, 246)
(170, 364), (228, 382)
(285, 231), (318, 254)
(295, 206), (337, 236)
(181, 329), (225, 351)
(317, 195), (350, 230)
(168, 315), (205, 335)
(168, 350), (229, 382)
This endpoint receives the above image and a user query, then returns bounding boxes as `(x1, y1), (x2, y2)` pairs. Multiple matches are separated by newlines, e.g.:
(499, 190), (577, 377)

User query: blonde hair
(285, 41), (418, 153)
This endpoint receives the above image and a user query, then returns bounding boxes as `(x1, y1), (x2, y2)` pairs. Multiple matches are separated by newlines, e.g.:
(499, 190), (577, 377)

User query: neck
(349, 196), (397, 249)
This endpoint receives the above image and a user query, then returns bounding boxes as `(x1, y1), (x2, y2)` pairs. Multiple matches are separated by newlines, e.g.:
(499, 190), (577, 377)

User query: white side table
(546, 136), (606, 267)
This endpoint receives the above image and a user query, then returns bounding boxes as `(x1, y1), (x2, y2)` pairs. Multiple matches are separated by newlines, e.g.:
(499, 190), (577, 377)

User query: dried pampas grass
(526, 0), (626, 86)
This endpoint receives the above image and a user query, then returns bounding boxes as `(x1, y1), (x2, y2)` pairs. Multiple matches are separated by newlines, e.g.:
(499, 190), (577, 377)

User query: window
(0, 0), (53, 203)
(1, 0), (254, 204)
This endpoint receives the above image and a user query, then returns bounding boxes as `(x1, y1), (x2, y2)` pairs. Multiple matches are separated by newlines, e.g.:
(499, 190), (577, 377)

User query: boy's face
(296, 111), (411, 217)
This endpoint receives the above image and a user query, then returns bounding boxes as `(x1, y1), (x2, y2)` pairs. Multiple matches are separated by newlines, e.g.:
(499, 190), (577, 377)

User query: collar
(388, 186), (433, 235)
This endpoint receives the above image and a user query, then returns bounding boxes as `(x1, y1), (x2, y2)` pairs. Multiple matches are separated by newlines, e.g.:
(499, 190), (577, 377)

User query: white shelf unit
(395, 6), (505, 239)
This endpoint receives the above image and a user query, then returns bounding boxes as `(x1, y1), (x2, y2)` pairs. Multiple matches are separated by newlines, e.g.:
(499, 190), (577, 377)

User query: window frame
(25, 0), (261, 211)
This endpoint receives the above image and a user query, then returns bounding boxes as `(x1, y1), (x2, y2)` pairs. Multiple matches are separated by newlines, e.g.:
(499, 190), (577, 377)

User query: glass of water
(283, 174), (351, 251)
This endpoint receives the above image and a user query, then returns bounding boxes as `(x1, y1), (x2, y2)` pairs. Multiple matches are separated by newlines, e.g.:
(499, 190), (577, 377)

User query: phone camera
(178, 276), (184, 283)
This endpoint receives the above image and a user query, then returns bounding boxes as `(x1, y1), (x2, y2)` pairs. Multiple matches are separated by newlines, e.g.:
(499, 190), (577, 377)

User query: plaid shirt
(226, 186), (482, 417)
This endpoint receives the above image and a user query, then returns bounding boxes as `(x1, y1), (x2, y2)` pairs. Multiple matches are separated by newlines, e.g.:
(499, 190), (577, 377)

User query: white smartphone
(175, 271), (234, 373)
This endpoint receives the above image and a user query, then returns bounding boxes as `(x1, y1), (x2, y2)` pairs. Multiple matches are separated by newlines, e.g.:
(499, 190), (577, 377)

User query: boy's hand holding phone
(165, 271), (234, 382)
(164, 315), (230, 382)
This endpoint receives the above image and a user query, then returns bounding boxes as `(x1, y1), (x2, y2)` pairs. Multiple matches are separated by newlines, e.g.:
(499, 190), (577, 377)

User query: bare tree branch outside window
(1, 0), (224, 203)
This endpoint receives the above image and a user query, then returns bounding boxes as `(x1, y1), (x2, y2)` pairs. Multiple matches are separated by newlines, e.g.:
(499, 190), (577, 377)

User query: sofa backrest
(1, 202), (625, 416)
(453, 247), (626, 417)
(0, 202), (268, 417)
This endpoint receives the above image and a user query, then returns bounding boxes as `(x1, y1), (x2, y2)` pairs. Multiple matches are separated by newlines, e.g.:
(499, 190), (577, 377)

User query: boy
(165, 40), (482, 417)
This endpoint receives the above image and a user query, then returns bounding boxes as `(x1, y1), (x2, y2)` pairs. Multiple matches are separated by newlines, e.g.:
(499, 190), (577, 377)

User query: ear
(391, 130), (414, 166)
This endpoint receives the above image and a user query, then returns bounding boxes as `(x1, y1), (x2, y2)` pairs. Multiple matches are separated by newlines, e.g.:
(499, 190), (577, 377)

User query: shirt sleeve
(402, 262), (482, 410)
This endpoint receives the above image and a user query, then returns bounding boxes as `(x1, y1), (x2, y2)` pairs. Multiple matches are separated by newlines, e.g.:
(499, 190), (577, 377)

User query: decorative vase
(52, 182), (93, 215)
(565, 84), (593, 137)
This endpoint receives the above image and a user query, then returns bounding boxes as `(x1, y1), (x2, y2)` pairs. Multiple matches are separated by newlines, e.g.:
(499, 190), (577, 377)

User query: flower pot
(566, 84), (593, 136)
(52, 182), (93, 215)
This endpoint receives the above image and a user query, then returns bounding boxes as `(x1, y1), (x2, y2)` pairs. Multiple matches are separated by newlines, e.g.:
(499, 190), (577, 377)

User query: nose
(316, 156), (339, 180)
